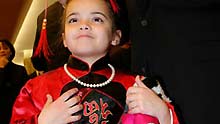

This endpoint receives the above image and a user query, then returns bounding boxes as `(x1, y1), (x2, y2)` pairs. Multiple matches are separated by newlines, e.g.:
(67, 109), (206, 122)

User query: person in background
(10, 0), (179, 123)
(0, 39), (28, 124)
(127, 0), (220, 123)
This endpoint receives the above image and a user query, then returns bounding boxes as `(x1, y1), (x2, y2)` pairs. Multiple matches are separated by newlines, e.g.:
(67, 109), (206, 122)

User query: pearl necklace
(64, 63), (115, 88)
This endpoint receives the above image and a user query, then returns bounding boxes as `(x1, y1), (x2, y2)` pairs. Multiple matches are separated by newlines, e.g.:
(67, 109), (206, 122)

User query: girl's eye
(68, 18), (77, 23)
(92, 17), (104, 23)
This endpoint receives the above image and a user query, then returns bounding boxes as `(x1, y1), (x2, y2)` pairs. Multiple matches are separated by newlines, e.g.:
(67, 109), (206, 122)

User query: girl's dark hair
(0, 39), (15, 61)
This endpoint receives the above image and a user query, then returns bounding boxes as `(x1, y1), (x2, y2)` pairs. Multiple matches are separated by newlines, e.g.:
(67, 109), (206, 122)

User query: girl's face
(0, 42), (11, 60)
(63, 0), (121, 64)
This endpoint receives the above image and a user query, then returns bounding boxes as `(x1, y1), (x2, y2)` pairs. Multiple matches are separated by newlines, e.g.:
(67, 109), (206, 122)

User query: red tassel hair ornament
(33, 0), (53, 62)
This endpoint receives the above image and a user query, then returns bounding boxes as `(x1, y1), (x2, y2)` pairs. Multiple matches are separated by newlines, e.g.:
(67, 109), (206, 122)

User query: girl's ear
(62, 33), (67, 47)
(111, 30), (122, 46)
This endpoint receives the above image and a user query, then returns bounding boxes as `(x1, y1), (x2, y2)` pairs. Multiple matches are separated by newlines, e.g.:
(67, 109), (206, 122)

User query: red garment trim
(166, 102), (180, 124)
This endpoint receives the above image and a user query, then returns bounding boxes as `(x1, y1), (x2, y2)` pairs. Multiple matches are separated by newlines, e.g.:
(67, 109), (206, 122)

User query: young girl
(10, 0), (179, 124)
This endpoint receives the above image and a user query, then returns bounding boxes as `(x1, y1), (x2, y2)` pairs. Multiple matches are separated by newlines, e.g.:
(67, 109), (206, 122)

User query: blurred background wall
(0, 0), (57, 66)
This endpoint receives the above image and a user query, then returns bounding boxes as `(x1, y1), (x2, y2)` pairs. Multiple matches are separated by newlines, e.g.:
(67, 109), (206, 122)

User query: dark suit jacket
(32, 2), (70, 71)
(127, 0), (220, 123)
(0, 62), (28, 124)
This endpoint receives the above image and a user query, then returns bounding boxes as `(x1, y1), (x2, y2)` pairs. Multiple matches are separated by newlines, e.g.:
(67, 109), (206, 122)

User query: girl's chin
(72, 52), (105, 58)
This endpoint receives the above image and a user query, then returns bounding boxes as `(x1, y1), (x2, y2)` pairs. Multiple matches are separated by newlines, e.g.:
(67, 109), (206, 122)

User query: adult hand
(126, 75), (171, 124)
(0, 56), (9, 68)
(38, 88), (83, 124)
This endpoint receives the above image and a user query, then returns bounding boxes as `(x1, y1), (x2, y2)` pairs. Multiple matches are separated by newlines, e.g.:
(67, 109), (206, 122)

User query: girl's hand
(126, 75), (171, 124)
(38, 88), (83, 124)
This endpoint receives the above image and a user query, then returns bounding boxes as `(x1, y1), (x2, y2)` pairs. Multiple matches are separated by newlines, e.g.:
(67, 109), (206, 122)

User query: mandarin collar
(67, 55), (110, 71)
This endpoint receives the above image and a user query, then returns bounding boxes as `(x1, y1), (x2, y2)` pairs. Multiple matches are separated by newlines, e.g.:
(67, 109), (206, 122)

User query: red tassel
(109, 0), (119, 13)
(33, 19), (53, 62)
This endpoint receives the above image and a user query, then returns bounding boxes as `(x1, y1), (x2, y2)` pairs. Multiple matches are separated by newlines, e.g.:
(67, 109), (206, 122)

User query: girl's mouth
(77, 34), (94, 39)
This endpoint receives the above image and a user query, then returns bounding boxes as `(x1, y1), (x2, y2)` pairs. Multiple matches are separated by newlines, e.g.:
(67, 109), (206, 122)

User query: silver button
(141, 19), (148, 26)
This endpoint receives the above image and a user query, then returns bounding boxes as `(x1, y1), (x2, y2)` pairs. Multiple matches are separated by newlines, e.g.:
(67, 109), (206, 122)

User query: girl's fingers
(44, 94), (53, 107)
(66, 104), (83, 123)
(60, 88), (79, 102)
(126, 92), (137, 104)
(127, 101), (137, 110)
(68, 104), (83, 115)
(65, 95), (81, 107)
(66, 114), (82, 123)
(135, 75), (147, 88)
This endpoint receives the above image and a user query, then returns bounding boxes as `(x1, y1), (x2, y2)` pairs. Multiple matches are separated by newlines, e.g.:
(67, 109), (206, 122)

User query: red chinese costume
(10, 55), (178, 124)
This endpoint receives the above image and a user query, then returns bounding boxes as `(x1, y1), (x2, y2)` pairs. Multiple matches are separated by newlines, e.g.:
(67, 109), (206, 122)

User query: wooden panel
(0, 0), (32, 43)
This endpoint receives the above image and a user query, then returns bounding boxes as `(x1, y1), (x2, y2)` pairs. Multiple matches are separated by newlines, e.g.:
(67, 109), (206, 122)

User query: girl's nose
(80, 24), (90, 30)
